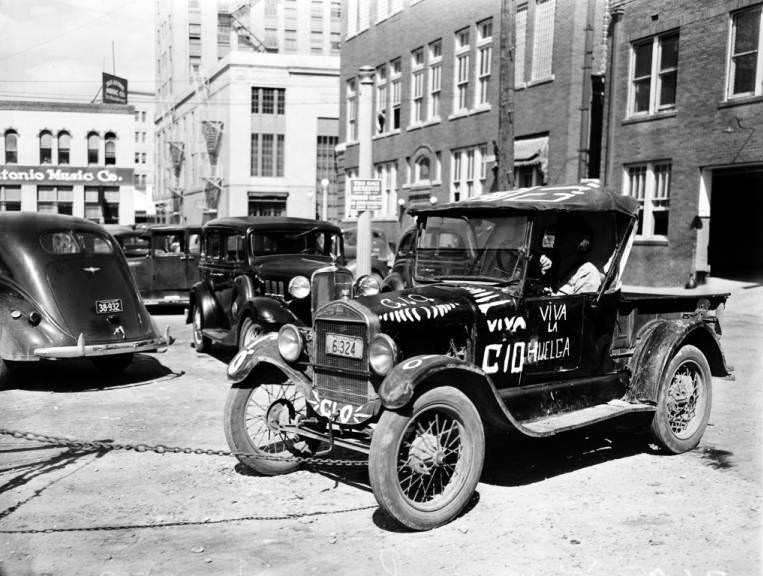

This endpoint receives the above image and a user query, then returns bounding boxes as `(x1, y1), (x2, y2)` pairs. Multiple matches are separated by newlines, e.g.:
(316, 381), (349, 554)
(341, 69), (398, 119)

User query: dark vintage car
(342, 226), (394, 282)
(221, 183), (731, 530)
(189, 216), (365, 352)
(111, 225), (202, 306)
(0, 213), (170, 384)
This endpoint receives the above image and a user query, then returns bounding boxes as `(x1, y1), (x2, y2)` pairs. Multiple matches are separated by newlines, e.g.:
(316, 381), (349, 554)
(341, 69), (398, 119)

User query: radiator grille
(311, 268), (354, 312)
(314, 368), (375, 406)
(314, 319), (368, 372)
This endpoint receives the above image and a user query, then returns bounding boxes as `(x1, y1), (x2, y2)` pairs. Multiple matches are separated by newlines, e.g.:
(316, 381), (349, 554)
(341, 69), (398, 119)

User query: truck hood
(356, 283), (518, 328)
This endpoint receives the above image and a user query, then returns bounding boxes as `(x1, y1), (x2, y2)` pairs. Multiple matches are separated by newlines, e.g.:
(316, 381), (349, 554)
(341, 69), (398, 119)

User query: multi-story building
(602, 0), (763, 286)
(337, 0), (609, 239)
(0, 101), (137, 224)
(154, 0), (342, 223)
(131, 93), (157, 223)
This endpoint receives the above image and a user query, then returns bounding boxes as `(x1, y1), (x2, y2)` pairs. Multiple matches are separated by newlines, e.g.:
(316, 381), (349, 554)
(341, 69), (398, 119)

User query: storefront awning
(514, 136), (549, 174)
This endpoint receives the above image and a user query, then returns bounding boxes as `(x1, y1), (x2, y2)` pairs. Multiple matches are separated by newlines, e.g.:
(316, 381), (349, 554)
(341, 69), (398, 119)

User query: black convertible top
(410, 182), (640, 218)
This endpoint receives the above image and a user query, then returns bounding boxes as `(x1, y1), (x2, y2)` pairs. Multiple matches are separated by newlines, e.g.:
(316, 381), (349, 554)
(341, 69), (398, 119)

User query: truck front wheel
(650, 344), (712, 454)
(369, 386), (485, 530)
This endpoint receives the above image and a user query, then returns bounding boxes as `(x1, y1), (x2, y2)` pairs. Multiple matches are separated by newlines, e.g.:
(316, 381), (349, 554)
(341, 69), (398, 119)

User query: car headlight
(369, 333), (397, 376)
(288, 275), (310, 299)
(355, 274), (380, 297)
(277, 324), (303, 362)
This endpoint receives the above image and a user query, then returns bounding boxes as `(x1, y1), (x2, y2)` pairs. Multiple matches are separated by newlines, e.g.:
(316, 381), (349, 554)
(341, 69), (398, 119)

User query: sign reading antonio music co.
(102, 72), (128, 104)
(0, 165), (133, 186)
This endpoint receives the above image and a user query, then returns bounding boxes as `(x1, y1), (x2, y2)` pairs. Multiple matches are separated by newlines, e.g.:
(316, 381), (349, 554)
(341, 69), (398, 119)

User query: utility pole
(355, 65), (375, 278)
(496, 0), (516, 191)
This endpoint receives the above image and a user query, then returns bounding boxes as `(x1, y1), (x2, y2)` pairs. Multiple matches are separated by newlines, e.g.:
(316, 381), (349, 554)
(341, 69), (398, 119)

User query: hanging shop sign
(0, 165), (133, 186)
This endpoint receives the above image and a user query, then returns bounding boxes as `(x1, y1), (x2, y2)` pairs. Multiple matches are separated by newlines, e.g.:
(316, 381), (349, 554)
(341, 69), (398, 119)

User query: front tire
(224, 369), (314, 475)
(650, 344), (712, 454)
(369, 386), (485, 530)
(238, 316), (263, 351)
(192, 306), (211, 353)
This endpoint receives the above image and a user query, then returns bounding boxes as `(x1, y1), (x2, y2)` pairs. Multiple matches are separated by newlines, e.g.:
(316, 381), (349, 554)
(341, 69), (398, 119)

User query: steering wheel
(496, 249), (519, 276)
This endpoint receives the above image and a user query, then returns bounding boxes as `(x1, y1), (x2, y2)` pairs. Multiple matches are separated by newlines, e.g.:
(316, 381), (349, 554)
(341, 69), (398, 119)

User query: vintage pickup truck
(222, 183), (730, 530)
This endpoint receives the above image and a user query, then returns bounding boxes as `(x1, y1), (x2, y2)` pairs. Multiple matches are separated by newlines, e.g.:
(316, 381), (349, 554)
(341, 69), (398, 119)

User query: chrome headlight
(288, 275), (310, 299)
(369, 333), (397, 376)
(355, 274), (380, 297)
(277, 324), (303, 362)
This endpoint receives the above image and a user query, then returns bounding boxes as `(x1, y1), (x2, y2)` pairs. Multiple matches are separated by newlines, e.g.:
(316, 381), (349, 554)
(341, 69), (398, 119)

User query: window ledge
(344, 140), (359, 147)
(633, 237), (669, 246)
(406, 123), (424, 132)
(448, 110), (470, 121)
(622, 110), (677, 125)
(422, 117), (441, 127)
(527, 75), (555, 87)
(470, 103), (492, 115)
(372, 129), (401, 141)
(718, 94), (763, 109)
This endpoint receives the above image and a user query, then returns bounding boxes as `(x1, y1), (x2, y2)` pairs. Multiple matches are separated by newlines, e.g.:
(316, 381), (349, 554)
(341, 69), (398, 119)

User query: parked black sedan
(0, 213), (170, 385)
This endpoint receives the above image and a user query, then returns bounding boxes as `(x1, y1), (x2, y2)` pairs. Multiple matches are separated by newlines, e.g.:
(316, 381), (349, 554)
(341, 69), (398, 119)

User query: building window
(429, 40), (442, 120)
(451, 145), (486, 201)
(727, 6), (763, 97)
(104, 132), (117, 165)
(85, 187), (120, 224)
(411, 48), (425, 124)
(252, 87), (286, 114)
(248, 194), (287, 216)
(330, 31), (341, 54)
(624, 162), (671, 238)
(57, 132), (71, 165)
(346, 78), (358, 141)
(285, 29), (297, 52)
(630, 31), (679, 115)
(37, 186), (73, 215)
(39, 131), (53, 164)
(391, 59), (401, 130)
(414, 156), (430, 183)
(476, 18), (493, 105)
(454, 27), (471, 112)
(375, 64), (389, 134)
(316, 134), (338, 216)
(87, 132), (100, 165)
(4, 130), (17, 164)
(374, 160), (398, 218)
(531, 0), (555, 80)
(251, 133), (285, 177)
(515, 5), (527, 86)
(0, 186), (21, 211)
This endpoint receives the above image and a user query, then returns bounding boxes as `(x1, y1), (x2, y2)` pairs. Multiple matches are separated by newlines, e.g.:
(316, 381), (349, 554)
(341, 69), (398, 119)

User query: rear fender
(379, 354), (518, 433)
(0, 283), (65, 360)
(189, 280), (228, 329)
(627, 318), (730, 404)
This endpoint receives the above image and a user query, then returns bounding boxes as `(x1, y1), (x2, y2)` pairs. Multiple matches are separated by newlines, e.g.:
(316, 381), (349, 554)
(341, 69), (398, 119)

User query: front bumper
(33, 329), (172, 359)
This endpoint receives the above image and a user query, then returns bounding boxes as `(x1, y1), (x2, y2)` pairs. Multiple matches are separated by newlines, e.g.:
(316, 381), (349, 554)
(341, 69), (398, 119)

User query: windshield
(40, 230), (114, 255)
(250, 228), (343, 258)
(414, 215), (528, 284)
(115, 233), (150, 257)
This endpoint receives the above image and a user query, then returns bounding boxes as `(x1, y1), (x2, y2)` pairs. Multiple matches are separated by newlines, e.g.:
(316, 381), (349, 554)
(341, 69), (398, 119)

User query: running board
(520, 399), (655, 436)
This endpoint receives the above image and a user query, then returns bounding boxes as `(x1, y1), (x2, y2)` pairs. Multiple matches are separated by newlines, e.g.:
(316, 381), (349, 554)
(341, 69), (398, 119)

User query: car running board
(202, 328), (229, 341)
(519, 399), (655, 436)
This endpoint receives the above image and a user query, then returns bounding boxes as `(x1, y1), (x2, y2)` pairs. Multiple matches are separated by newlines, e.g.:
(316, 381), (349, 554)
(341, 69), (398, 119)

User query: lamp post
(320, 177), (329, 221)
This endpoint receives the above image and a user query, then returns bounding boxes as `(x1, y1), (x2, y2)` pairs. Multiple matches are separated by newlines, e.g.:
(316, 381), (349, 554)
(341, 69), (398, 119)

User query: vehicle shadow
(1, 354), (182, 393)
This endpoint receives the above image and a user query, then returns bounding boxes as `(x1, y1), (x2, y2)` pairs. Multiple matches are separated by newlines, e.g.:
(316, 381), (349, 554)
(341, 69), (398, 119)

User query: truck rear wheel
(650, 344), (712, 454)
(369, 386), (485, 530)
(224, 371), (314, 476)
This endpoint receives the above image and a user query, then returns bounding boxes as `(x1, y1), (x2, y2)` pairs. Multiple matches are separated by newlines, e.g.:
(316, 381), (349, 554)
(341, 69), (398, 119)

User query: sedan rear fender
(378, 354), (519, 433)
(627, 318), (730, 404)
(0, 283), (68, 360)
(226, 332), (312, 397)
(188, 279), (228, 329)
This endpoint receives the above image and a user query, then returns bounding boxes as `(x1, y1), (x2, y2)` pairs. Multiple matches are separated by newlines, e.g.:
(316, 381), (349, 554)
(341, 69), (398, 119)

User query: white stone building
(0, 101), (137, 224)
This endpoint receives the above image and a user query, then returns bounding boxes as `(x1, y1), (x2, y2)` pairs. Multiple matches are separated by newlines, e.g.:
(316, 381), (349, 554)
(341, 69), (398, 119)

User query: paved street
(1, 285), (761, 576)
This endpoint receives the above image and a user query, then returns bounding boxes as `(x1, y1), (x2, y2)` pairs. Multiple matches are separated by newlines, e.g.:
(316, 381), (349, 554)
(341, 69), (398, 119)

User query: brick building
(602, 0), (763, 286)
(337, 0), (610, 240)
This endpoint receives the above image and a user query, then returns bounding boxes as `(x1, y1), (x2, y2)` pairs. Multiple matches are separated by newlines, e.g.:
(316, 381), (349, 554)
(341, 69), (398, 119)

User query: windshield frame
(249, 227), (344, 259)
(412, 213), (532, 292)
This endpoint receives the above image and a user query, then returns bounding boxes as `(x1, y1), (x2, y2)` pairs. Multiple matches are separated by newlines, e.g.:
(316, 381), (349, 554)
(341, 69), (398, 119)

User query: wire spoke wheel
(243, 383), (306, 456)
(650, 344), (712, 454)
(369, 386), (485, 530)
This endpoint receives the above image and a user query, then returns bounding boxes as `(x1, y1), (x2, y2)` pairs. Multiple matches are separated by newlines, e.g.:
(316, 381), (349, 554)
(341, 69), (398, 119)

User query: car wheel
(192, 306), (211, 353)
(238, 316), (263, 350)
(650, 344), (712, 454)
(92, 353), (134, 377)
(224, 370), (315, 476)
(369, 386), (485, 530)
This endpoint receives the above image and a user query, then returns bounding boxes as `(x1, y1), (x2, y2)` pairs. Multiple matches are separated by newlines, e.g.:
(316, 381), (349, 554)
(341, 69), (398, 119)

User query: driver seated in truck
(538, 217), (603, 295)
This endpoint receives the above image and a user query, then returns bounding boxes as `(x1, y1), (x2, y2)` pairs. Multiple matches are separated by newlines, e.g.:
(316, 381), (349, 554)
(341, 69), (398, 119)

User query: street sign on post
(349, 178), (381, 278)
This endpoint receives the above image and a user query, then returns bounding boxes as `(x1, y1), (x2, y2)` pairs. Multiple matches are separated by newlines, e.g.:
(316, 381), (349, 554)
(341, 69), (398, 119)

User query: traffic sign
(349, 178), (382, 212)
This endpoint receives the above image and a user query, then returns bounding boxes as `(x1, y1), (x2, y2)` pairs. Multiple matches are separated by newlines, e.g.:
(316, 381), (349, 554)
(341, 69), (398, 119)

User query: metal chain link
(0, 428), (368, 467)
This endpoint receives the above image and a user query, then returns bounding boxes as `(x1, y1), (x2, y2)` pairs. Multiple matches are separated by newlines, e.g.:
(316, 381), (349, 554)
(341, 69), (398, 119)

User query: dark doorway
(709, 166), (763, 277)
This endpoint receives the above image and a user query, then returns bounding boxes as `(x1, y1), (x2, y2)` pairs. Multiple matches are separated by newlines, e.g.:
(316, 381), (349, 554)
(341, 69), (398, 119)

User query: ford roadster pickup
(0, 213), (170, 385)
(222, 183), (730, 530)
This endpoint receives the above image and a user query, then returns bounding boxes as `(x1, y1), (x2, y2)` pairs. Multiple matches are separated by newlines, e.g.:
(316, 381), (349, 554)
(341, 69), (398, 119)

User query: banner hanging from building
(102, 73), (128, 104)
(0, 165), (133, 186)
(201, 121), (224, 166)
(203, 177), (223, 213)
(168, 142), (185, 179)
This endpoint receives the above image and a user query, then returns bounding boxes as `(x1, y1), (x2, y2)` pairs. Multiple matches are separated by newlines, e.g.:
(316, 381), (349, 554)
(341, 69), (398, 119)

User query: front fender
(627, 318), (730, 404)
(247, 296), (301, 328)
(379, 354), (519, 433)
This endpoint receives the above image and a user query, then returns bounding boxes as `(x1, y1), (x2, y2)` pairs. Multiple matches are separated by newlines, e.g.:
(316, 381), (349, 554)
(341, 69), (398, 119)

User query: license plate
(325, 333), (363, 359)
(96, 298), (123, 314)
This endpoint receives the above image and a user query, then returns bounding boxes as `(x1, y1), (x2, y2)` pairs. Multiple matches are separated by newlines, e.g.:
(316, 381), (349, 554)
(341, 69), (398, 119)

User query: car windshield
(40, 230), (114, 255)
(251, 228), (343, 257)
(414, 215), (528, 284)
